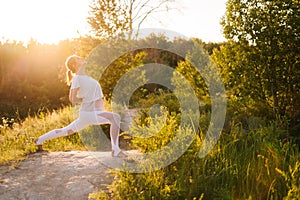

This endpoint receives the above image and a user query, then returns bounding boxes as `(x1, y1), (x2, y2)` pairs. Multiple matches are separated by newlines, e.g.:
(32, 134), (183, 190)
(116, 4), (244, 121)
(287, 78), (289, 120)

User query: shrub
(91, 114), (299, 199)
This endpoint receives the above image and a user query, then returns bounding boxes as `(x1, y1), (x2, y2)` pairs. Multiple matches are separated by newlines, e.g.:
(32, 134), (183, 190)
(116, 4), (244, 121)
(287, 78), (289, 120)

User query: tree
(88, 0), (177, 39)
(215, 0), (300, 117)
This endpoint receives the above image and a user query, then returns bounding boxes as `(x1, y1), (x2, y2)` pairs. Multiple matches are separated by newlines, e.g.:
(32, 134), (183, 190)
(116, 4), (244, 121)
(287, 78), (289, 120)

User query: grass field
(0, 106), (85, 166)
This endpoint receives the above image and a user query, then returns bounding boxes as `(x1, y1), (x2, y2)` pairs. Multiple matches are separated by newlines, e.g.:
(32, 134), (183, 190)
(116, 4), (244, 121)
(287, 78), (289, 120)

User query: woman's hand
(69, 88), (82, 103)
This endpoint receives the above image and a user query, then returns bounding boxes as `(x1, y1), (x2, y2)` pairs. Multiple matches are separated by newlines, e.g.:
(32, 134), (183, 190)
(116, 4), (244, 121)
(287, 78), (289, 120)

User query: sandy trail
(0, 150), (134, 200)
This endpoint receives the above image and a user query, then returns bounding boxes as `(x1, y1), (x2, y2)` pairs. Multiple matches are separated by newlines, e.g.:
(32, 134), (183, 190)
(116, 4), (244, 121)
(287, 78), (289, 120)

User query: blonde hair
(65, 55), (81, 86)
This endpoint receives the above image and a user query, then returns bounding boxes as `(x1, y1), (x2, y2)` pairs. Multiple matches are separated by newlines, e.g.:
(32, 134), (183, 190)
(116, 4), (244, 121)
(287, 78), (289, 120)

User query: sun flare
(0, 0), (90, 44)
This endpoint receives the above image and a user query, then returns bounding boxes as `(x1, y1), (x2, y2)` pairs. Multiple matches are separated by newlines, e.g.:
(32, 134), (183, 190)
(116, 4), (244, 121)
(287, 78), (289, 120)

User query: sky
(0, 0), (227, 44)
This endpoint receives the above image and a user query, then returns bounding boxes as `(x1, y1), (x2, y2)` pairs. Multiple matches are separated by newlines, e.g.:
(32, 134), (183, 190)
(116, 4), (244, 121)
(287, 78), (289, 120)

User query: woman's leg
(96, 112), (123, 156)
(35, 118), (87, 146)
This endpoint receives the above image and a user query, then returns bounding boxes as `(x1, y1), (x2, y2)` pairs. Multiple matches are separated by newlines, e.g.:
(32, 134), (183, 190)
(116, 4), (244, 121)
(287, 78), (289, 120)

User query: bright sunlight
(0, 0), (91, 44)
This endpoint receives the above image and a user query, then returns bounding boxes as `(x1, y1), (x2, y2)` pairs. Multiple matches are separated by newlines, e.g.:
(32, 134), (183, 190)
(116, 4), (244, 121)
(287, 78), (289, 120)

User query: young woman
(34, 55), (127, 157)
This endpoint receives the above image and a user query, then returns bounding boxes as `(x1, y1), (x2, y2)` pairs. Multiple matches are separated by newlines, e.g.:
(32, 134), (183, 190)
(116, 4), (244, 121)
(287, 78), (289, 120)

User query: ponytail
(66, 70), (73, 86)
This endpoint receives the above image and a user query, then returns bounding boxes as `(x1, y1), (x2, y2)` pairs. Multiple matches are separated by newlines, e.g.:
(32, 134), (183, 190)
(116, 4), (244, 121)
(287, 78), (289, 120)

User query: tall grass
(0, 106), (85, 166)
(90, 113), (299, 199)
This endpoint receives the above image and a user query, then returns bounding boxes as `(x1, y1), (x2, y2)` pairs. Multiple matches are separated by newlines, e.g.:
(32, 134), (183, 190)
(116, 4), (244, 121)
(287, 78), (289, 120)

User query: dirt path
(0, 150), (134, 200)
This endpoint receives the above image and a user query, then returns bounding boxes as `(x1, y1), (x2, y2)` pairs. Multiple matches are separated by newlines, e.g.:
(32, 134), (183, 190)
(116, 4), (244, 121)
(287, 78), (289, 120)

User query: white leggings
(36, 111), (121, 155)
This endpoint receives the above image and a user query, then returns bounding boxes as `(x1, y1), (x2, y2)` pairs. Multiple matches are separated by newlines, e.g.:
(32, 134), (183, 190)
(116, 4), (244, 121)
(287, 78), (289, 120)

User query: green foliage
(85, 35), (218, 106)
(101, 113), (188, 200)
(130, 112), (179, 153)
(276, 161), (300, 199)
(136, 91), (180, 114)
(93, 113), (299, 199)
(1, 9), (298, 198)
(88, 190), (111, 200)
(87, 40), (147, 101)
(218, 0), (300, 117)
(87, 23), (299, 199)
(175, 40), (213, 104)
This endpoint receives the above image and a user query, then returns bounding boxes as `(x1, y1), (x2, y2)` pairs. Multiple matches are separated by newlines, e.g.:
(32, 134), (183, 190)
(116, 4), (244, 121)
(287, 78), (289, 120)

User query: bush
(91, 114), (299, 199)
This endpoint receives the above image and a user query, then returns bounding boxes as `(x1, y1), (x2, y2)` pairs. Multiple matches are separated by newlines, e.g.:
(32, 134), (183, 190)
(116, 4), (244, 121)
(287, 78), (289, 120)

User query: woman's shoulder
(74, 74), (89, 80)
(73, 74), (81, 78)
(75, 74), (90, 78)
(75, 74), (98, 83)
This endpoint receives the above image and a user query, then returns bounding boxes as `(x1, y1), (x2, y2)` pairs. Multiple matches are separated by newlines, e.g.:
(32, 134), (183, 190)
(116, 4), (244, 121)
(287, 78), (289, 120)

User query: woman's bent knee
(67, 129), (74, 135)
(111, 113), (121, 124)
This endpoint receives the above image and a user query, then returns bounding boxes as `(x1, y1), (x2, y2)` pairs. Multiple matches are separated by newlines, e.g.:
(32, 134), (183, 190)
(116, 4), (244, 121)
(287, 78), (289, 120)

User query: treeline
(0, 36), (221, 124)
(0, 39), (71, 122)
